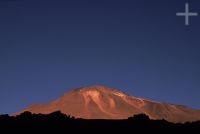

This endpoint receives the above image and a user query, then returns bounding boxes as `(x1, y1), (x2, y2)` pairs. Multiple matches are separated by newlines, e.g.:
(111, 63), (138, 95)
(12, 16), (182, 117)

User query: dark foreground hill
(1, 111), (200, 133)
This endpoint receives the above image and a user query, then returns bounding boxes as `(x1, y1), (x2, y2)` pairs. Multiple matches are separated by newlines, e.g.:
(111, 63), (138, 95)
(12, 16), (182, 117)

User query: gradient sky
(0, 0), (200, 114)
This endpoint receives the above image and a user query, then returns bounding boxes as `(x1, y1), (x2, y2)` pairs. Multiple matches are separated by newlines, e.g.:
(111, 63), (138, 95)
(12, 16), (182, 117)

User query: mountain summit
(20, 85), (200, 123)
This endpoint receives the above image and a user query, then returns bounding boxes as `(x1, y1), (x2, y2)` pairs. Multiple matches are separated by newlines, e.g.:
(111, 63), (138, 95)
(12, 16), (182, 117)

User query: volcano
(20, 85), (200, 123)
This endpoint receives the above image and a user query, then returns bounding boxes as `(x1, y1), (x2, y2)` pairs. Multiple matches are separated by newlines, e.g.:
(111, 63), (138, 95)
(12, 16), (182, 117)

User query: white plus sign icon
(176, 3), (198, 25)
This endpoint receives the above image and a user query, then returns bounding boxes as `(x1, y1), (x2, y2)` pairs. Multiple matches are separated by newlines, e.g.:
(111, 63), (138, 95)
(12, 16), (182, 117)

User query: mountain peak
(74, 85), (126, 95)
(75, 85), (117, 92)
(73, 85), (128, 100)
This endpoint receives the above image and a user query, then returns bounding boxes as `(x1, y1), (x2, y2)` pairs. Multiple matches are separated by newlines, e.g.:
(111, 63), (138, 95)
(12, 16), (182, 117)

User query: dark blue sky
(0, 0), (200, 114)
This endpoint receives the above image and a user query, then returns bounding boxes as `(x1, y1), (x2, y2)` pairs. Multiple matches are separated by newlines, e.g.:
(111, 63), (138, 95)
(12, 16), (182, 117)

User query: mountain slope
(20, 85), (200, 123)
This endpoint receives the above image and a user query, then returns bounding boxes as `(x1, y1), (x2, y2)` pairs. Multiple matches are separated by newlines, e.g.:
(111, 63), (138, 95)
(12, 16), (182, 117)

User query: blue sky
(0, 0), (200, 114)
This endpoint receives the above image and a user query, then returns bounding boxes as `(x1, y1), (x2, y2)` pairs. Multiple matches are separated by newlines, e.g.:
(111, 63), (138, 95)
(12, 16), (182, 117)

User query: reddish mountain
(20, 85), (200, 123)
